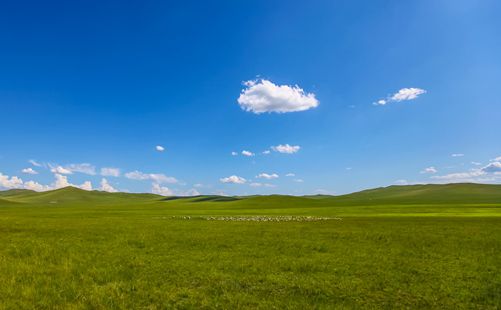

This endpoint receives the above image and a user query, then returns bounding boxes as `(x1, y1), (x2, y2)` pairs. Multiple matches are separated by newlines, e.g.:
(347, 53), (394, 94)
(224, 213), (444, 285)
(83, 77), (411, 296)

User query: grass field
(1, 184), (501, 309)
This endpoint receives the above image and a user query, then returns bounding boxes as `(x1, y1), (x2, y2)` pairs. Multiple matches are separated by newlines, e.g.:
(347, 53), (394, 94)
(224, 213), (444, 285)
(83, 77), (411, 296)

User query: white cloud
(178, 188), (201, 196)
(47, 163), (95, 175)
(249, 182), (275, 188)
(65, 163), (96, 175)
(52, 174), (69, 188)
(125, 170), (178, 184)
(374, 88), (426, 106)
(390, 88), (426, 101)
(23, 180), (50, 192)
(150, 183), (200, 196)
(294, 178), (304, 183)
(241, 150), (255, 157)
(151, 183), (174, 196)
(220, 175), (246, 184)
(451, 153), (464, 157)
(0, 172), (92, 192)
(429, 160), (501, 183)
(29, 159), (42, 167)
(231, 151), (238, 156)
(431, 171), (486, 182)
(101, 167), (120, 177)
(471, 162), (482, 166)
(100, 178), (117, 192)
(262, 150), (271, 155)
(420, 166), (437, 174)
(237, 79), (319, 114)
(271, 144), (300, 154)
(53, 174), (92, 191)
(314, 189), (335, 195)
(156, 145), (165, 152)
(22, 168), (38, 175)
(80, 181), (93, 191)
(481, 162), (501, 173)
(285, 173), (295, 177)
(256, 173), (279, 179)
(0, 173), (24, 189)
(50, 165), (73, 175)
(0, 173), (48, 191)
(394, 179), (409, 185)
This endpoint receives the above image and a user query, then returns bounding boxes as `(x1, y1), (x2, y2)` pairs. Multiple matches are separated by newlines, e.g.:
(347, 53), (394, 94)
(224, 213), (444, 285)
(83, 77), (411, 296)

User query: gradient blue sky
(1, 0), (501, 195)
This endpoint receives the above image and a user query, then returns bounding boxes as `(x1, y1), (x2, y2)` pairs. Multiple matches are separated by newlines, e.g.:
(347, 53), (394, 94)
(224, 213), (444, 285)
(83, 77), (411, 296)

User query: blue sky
(1, 0), (501, 195)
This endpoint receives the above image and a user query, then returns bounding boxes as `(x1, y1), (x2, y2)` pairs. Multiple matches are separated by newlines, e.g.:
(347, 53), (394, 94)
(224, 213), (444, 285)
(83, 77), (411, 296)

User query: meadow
(0, 184), (500, 309)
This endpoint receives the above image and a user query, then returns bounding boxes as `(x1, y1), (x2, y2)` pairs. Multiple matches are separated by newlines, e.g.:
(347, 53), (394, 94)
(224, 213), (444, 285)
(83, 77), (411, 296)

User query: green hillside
(322, 183), (501, 205)
(1, 183), (501, 207)
(0, 186), (163, 205)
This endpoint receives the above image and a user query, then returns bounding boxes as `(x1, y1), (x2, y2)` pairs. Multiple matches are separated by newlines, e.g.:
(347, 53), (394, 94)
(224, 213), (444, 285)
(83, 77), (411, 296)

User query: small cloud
(22, 168), (38, 175)
(374, 88), (426, 106)
(285, 173), (295, 177)
(481, 162), (501, 173)
(23, 180), (50, 192)
(0, 171), (92, 192)
(80, 181), (93, 191)
(65, 163), (96, 175)
(100, 178), (117, 192)
(471, 162), (482, 166)
(271, 144), (300, 154)
(256, 173), (279, 179)
(220, 175), (246, 184)
(101, 167), (120, 177)
(237, 79), (319, 114)
(156, 145), (165, 152)
(50, 165), (73, 175)
(0, 173), (23, 189)
(420, 166), (437, 174)
(178, 188), (201, 196)
(231, 151), (238, 156)
(250, 182), (275, 188)
(241, 150), (255, 157)
(53, 173), (92, 190)
(394, 179), (408, 185)
(451, 153), (464, 157)
(294, 178), (304, 183)
(28, 159), (42, 167)
(262, 150), (271, 155)
(151, 183), (173, 196)
(125, 170), (178, 184)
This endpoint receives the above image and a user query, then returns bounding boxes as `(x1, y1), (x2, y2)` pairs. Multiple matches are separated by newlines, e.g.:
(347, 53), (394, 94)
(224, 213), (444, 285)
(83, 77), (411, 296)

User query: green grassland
(1, 184), (500, 309)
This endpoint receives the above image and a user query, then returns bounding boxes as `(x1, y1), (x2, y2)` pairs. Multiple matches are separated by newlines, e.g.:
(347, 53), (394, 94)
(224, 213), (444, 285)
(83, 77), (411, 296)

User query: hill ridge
(1, 183), (500, 206)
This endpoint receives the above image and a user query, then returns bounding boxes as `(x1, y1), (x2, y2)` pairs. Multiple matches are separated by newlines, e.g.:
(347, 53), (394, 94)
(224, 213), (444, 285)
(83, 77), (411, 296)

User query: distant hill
(0, 186), (163, 206)
(0, 189), (36, 197)
(0, 183), (500, 207)
(330, 183), (501, 205)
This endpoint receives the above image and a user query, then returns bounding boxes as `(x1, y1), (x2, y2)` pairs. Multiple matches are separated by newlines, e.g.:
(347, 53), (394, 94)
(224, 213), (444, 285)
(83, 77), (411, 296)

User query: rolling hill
(0, 183), (500, 207)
